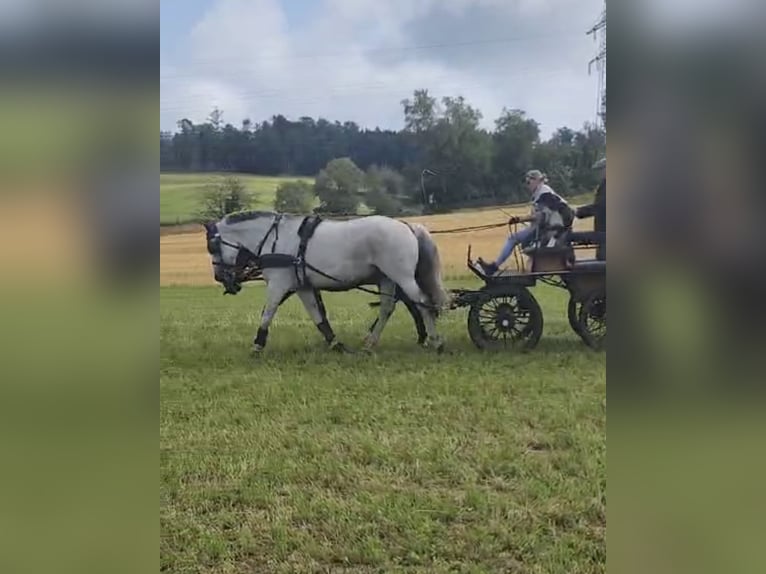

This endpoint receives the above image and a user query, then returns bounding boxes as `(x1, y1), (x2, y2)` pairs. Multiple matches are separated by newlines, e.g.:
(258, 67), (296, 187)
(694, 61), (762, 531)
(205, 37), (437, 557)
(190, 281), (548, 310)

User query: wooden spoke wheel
(467, 287), (543, 351)
(577, 290), (606, 350)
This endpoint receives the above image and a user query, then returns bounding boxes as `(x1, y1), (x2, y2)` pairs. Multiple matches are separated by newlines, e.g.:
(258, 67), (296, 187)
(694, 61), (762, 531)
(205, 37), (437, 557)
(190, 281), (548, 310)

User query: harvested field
(160, 205), (597, 285)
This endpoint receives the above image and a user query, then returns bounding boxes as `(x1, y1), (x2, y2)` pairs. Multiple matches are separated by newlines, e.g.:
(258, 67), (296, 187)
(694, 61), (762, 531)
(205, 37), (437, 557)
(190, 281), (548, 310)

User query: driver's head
(524, 169), (545, 193)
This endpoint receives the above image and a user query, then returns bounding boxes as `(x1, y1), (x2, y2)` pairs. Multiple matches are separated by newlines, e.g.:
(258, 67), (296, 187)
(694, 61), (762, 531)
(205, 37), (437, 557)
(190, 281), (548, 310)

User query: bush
(196, 176), (253, 220)
(365, 165), (405, 215)
(314, 157), (364, 215)
(274, 181), (315, 213)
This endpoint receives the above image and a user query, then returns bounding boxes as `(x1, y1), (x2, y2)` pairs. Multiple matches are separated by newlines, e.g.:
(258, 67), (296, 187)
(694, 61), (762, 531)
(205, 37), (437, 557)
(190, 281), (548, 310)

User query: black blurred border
(0, 27), (158, 82)
(0, 4), (159, 574)
(609, 1), (766, 400)
(608, 3), (766, 573)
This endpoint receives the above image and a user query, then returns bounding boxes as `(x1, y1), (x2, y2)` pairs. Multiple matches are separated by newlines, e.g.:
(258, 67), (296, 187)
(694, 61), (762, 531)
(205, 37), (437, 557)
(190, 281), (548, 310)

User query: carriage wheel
(467, 287), (543, 351)
(578, 290), (606, 350)
(568, 296), (583, 337)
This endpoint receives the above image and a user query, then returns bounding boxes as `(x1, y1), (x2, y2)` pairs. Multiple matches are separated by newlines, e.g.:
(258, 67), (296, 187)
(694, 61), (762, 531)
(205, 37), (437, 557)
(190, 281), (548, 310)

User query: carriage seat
(521, 225), (575, 272)
(572, 259), (606, 272)
(522, 245), (575, 273)
(521, 225), (572, 252)
(567, 231), (605, 248)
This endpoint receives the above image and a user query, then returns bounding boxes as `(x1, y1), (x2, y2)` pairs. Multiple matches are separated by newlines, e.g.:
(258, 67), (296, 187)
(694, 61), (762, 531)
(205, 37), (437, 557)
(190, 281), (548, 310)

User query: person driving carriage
(571, 156), (606, 260)
(478, 169), (574, 276)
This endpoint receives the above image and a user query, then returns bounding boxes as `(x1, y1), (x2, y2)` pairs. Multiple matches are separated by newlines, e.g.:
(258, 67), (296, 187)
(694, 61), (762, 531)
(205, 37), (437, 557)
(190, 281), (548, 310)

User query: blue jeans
(495, 225), (536, 266)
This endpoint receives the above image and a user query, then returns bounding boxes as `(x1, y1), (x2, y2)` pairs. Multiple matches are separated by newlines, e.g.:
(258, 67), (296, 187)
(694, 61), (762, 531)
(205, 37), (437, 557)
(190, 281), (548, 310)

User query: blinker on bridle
(206, 219), (279, 294)
(205, 225), (257, 294)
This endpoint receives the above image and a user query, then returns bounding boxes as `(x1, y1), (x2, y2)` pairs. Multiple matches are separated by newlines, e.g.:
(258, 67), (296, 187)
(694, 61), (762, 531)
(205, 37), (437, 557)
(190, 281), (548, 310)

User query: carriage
(448, 229), (606, 351)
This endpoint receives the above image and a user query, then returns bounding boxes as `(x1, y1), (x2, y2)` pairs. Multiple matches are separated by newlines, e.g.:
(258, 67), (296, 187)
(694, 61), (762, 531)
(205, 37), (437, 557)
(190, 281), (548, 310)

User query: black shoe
(478, 258), (498, 276)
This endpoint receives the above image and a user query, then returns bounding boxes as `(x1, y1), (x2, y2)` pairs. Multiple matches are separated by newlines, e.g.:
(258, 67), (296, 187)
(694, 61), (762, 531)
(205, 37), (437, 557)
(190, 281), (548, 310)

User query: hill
(160, 173), (314, 225)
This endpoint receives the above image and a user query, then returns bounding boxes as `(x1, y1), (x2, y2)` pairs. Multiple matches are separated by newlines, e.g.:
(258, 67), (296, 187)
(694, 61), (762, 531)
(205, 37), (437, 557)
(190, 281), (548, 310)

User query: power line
(160, 29), (587, 79)
(159, 64), (579, 112)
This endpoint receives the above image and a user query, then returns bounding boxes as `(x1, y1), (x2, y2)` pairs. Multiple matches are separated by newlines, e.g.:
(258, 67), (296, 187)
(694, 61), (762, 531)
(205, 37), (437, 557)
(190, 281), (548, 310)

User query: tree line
(162, 89), (605, 214)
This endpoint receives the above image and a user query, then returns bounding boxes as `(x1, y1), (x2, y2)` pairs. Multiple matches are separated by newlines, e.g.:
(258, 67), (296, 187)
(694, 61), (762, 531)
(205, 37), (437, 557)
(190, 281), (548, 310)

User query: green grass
(160, 173), (314, 225)
(161, 280), (605, 573)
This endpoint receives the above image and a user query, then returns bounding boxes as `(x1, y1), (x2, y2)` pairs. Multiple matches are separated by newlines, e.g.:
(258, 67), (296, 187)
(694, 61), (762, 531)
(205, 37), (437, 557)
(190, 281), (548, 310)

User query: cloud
(160, 0), (604, 137)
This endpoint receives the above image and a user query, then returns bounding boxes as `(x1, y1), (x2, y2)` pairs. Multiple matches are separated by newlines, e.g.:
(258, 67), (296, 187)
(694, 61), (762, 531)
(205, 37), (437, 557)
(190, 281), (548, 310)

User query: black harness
(206, 214), (324, 293)
(293, 215), (323, 285)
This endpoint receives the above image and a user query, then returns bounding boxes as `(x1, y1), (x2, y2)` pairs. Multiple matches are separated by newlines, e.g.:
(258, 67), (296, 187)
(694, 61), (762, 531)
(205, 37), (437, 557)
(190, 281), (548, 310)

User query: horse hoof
(330, 340), (352, 354)
(362, 335), (378, 351)
(251, 344), (264, 356)
(423, 337), (445, 354)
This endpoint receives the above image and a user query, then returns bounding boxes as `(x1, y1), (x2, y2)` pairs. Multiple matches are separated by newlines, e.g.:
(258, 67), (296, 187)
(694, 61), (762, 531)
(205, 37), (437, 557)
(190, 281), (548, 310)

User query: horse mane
(224, 210), (276, 224)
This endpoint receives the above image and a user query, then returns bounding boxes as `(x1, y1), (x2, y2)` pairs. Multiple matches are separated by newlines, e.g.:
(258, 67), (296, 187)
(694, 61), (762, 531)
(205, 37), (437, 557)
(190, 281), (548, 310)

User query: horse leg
(296, 288), (349, 352)
(394, 278), (444, 352)
(252, 285), (294, 354)
(396, 285), (428, 345)
(363, 277), (398, 349)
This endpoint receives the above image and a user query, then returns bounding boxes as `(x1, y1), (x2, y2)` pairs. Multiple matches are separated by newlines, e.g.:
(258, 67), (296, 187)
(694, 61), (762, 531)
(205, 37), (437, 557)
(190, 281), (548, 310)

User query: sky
(160, 0), (606, 139)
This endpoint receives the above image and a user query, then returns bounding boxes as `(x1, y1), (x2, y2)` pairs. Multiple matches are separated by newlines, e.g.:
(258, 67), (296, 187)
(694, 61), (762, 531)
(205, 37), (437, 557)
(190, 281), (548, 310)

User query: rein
(430, 221), (508, 234)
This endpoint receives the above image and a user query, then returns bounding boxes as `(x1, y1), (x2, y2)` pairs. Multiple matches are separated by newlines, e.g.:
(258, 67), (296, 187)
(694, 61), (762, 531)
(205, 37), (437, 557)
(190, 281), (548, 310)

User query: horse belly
(304, 235), (379, 289)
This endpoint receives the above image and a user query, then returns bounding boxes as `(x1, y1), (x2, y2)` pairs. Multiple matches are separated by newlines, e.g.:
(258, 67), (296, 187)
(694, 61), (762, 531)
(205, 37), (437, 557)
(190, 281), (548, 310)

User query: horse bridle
(206, 215), (282, 294)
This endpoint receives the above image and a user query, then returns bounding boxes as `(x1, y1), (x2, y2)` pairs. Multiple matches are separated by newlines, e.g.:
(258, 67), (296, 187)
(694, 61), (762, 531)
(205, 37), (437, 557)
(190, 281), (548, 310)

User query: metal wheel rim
(475, 294), (534, 347)
(580, 293), (606, 347)
(568, 297), (583, 336)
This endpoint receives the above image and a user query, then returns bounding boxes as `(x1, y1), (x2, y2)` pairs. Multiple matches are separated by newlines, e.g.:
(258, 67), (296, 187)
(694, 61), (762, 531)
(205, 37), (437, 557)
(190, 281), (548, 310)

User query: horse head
(202, 219), (244, 295)
(203, 212), (282, 295)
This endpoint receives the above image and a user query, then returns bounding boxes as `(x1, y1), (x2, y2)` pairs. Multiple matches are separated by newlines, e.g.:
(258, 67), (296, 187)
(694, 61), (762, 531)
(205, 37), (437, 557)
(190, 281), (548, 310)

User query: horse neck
(224, 215), (300, 253)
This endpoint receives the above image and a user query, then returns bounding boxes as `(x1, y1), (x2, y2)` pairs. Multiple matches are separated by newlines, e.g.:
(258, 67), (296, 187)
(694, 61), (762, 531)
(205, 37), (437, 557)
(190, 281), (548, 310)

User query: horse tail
(408, 223), (450, 313)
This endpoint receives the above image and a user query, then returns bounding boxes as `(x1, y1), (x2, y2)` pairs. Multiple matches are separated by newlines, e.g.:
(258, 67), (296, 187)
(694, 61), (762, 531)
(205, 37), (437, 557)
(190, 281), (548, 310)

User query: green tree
(365, 165), (405, 215)
(532, 123), (605, 197)
(492, 108), (541, 202)
(196, 176), (253, 221)
(314, 157), (364, 215)
(571, 123), (606, 193)
(208, 107), (224, 131)
(401, 90), (492, 207)
(402, 89), (438, 135)
(274, 180), (315, 214)
(433, 96), (492, 205)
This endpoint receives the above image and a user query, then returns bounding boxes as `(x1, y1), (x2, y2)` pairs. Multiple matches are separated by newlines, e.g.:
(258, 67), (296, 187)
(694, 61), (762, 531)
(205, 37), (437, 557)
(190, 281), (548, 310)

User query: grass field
(160, 173), (314, 225)
(160, 199), (605, 572)
(161, 281), (605, 573)
(159, 171), (596, 229)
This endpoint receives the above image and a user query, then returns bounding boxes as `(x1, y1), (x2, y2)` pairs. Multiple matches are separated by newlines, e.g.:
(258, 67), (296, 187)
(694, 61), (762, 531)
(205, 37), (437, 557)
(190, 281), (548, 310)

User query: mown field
(160, 173), (314, 225)
(161, 281), (605, 573)
(160, 192), (605, 572)
(160, 188), (606, 574)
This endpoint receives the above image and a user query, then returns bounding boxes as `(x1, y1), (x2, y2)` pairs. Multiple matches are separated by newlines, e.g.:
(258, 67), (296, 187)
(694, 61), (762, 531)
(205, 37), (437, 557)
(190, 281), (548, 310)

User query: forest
(161, 89), (606, 213)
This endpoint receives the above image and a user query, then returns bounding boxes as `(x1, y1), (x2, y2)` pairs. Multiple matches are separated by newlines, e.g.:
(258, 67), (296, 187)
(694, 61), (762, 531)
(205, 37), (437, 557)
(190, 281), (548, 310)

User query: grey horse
(203, 211), (450, 353)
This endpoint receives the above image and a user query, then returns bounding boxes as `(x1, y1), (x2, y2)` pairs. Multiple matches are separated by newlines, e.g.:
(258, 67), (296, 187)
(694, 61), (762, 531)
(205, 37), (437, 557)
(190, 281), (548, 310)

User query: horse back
(303, 216), (418, 286)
